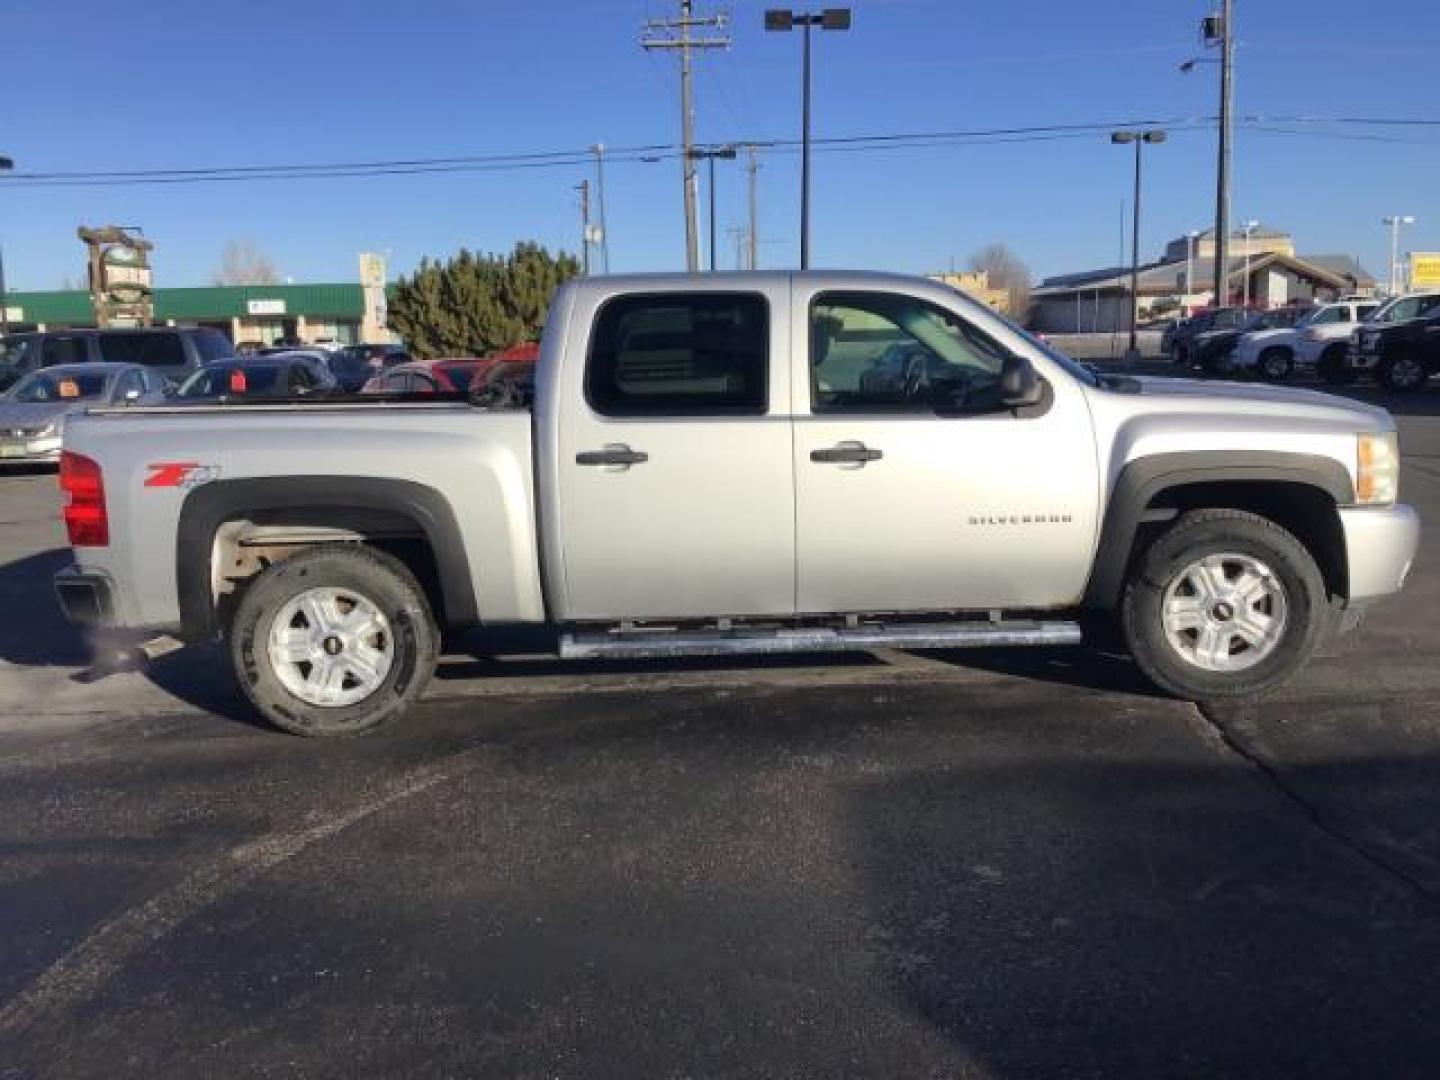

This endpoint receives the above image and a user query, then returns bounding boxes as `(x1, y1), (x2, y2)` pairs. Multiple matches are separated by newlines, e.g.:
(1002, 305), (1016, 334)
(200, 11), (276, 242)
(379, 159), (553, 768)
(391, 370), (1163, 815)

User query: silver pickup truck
(53, 271), (1419, 735)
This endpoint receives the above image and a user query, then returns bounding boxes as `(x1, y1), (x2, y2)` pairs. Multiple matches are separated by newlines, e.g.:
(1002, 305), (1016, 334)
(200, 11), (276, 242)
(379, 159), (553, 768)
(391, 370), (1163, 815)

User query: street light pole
(591, 144), (610, 273)
(0, 156), (12, 336)
(1111, 130), (1166, 360)
(1241, 219), (1259, 308)
(1383, 215), (1416, 295)
(1185, 229), (1200, 315)
(765, 8), (851, 270)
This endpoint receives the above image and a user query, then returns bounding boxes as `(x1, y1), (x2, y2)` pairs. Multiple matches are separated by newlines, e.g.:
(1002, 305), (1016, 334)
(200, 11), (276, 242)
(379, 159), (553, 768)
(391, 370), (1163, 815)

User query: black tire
(1377, 351), (1430, 392)
(1316, 345), (1355, 386)
(1122, 509), (1327, 701)
(229, 544), (439, 736)
(1257, 346), (1293, 382)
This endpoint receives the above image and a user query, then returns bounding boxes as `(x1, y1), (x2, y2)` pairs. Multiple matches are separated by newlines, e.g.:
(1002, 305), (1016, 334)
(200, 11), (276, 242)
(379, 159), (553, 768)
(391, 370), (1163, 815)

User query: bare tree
(212, 239), (279, 286)
(966, 242), (1033, 318)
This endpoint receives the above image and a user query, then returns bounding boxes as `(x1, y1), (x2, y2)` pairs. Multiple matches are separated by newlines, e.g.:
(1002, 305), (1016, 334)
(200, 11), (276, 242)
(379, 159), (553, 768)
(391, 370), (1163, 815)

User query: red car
(361, 359), (485, 395)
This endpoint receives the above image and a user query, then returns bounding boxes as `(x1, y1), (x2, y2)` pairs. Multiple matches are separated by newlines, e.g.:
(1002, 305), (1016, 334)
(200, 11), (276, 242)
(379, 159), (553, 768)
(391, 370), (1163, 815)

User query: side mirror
(1000, 354), (1043, 407)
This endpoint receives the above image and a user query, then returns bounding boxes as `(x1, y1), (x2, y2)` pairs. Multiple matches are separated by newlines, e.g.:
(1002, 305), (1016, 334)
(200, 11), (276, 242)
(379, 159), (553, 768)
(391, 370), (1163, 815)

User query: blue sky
(2, 0), (1437, 290)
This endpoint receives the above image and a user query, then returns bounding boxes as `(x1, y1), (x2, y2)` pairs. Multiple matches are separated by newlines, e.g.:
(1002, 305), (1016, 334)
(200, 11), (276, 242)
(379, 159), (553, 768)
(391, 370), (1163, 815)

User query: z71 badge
(144, 462), (222, 490)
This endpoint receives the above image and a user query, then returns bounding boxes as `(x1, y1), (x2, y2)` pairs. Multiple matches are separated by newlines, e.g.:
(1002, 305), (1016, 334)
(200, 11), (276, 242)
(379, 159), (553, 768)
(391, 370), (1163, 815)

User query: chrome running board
(560, 620), (1082, 660)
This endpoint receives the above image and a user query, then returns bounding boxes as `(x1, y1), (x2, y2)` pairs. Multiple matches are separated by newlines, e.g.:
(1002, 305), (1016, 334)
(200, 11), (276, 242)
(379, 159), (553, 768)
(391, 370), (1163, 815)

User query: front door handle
(810, 441), (882, 465)
(576, 443), (649, 467)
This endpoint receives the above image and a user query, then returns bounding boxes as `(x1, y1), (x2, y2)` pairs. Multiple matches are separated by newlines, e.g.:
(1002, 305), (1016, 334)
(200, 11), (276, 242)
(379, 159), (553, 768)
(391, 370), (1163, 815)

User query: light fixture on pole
(1383, 215), (1416, 295)
(0, 155), (12, 336)
(764, 7), (851, 270)
(1182, 0), (1234, 316)
(1240, 219), (1259, 308)
(1110, 129), (1166, 361)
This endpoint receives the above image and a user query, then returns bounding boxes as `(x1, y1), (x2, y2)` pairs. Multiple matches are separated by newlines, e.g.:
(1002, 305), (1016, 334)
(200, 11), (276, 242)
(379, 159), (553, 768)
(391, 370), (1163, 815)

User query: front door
(792, 286), (1100, 615)
(555, 284), (795, 621)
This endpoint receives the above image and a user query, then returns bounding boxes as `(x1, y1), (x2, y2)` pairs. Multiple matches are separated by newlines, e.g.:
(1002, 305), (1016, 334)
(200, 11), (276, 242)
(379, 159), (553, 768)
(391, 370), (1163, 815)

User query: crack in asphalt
(1192, 702), (1440, 908)
(0, 743), (488, 1043)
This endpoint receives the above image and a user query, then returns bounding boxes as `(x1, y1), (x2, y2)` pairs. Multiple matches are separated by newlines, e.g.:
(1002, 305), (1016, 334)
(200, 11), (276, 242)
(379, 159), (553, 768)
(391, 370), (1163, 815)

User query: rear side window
(99, 333), (188, 368)
(43, 336), (88, 366)
(585, 292), (768, 416)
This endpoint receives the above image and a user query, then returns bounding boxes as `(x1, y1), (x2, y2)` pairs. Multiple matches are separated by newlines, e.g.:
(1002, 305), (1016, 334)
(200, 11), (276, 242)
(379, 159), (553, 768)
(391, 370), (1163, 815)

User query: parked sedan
(361, 359), (486, 395)
(0, 362), (166, 465)
(173, 355), (338, 401)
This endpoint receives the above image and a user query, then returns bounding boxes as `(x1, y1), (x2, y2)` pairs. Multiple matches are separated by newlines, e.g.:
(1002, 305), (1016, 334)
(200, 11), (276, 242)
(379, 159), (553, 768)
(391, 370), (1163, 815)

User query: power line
(1, 115), (1435, 189)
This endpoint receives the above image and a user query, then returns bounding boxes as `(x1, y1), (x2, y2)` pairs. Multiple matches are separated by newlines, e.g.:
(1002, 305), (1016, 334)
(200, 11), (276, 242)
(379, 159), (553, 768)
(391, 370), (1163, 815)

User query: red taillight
(60, 451), (109, 547)
(229, 369), (249, 394)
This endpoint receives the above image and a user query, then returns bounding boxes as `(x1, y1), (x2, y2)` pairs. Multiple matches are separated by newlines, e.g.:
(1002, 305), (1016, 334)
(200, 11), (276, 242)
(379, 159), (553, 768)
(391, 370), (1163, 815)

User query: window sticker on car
(144, 462), (222, 489)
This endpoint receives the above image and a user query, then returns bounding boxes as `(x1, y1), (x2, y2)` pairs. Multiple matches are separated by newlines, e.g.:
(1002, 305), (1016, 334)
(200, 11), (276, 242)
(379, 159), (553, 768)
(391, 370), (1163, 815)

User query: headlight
(33, 422), (57, 439)
(1357, 431), (1399, 505)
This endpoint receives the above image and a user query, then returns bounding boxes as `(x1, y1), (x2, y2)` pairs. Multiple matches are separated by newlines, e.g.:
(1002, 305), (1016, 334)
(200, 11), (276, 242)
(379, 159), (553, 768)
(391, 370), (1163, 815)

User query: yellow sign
(1411, 252), (1440, 289)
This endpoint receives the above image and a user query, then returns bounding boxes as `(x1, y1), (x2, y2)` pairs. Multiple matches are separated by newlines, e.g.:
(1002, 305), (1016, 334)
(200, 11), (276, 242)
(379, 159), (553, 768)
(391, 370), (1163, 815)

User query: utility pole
(745, 145), (759, 270)
(576, 180), (591, 276)
(642, 1), (730, 272)
(729, 226), (747, 271)
(591, 144), (610, 273)
(1211, 0), (1234, 308)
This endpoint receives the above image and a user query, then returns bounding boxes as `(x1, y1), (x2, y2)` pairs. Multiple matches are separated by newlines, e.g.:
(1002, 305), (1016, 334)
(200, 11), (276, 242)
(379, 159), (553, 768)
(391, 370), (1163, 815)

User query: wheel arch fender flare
(1082, 451), (1354, 610)
(176, 476), (478, 642)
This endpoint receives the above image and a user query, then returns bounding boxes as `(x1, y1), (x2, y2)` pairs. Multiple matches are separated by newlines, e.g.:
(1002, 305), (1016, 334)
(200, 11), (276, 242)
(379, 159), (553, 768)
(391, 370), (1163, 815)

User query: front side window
(1311, 306), (1345, 325)
(810, 291), (1010, 415)
(586, 292), (768, 416)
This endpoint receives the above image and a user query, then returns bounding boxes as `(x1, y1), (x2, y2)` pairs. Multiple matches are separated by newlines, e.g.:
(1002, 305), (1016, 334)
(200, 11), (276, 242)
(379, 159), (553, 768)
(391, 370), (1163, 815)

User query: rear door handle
(576, 444), (649, 467)
(810, 441), (882, 465)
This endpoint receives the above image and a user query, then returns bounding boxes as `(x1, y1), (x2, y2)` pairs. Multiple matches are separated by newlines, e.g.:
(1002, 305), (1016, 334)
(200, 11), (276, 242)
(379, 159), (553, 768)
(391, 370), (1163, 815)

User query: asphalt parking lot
(1, 385), (1438, 1078)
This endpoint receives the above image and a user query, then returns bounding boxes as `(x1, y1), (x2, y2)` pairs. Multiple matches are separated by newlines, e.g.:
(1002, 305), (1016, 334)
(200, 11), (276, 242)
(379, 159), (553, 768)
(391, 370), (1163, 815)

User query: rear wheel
(230, 544), (439, 736)
(1257, 346), (1293, 382)
(1378, 351), (1429, 392)
(1317, 344), (1355, 385)
(1122, 510), (1327, 700)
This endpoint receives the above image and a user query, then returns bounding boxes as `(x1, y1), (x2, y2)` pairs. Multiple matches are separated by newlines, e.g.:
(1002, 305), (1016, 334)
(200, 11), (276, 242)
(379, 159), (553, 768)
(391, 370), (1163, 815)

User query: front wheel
(230, 544), (439, 736)
(1122, 509), (1327, 700)
(1257, 346), (1293, 382)
(1377, 352), (1430, 392)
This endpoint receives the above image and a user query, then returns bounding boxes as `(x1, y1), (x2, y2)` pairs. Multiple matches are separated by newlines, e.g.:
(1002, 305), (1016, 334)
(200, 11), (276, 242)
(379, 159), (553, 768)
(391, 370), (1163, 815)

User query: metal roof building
(1, 283), (382, 346)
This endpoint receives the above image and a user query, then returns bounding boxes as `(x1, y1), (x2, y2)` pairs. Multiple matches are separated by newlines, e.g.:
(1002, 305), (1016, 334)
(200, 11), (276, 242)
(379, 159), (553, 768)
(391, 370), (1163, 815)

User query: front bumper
(1340, 503), (1420, 604)
(54, 566), (116, 628)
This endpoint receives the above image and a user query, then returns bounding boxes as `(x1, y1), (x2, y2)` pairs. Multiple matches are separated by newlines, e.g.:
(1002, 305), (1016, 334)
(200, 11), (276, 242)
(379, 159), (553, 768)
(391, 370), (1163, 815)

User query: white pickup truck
(53, 272), (1419, 735)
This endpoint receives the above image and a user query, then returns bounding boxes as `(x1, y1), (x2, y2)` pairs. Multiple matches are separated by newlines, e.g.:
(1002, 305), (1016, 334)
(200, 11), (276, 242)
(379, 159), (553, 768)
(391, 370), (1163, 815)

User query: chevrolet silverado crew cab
(53, 272), (1419, 736)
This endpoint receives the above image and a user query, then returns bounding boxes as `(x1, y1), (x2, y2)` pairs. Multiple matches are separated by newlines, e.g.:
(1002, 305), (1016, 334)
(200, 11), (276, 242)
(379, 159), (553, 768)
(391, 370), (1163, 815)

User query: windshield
(9, 370), (110, 403)
(177, 365), (284, 397)
(1368, 294), (1440, 324)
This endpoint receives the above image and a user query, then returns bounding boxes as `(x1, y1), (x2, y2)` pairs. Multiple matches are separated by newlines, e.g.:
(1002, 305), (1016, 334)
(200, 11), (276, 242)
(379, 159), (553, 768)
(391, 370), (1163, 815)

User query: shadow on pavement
(918, 644), (1168, 699)
(0, 547), (89, 667)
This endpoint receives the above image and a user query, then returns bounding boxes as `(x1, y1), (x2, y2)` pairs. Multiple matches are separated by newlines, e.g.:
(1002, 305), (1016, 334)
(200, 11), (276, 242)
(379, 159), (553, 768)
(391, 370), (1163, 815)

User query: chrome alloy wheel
(1161, 553), (1289, 673)
(267, 587), (395, 707)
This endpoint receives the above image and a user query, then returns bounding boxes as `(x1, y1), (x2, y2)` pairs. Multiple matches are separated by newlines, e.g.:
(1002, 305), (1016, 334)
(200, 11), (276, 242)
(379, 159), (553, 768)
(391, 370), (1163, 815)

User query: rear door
(791, 285), (1100, 614)
(553, 283), (794, 620)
